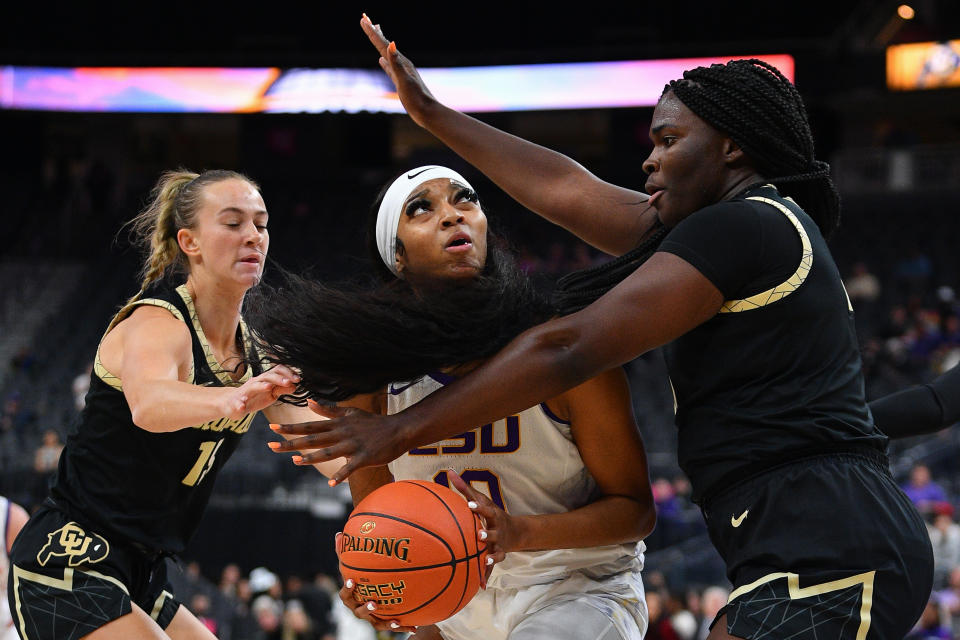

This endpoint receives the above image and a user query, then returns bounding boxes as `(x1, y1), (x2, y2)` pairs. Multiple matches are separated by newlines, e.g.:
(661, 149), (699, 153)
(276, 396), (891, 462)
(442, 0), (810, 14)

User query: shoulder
(546, 366), (630, 423)
(666, 198), (768, 240)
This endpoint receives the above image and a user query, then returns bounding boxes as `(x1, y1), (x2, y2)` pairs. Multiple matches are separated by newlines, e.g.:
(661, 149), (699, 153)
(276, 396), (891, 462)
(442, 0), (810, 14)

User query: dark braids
(552, 221), (668, 315)
(668, 58), (840, 237)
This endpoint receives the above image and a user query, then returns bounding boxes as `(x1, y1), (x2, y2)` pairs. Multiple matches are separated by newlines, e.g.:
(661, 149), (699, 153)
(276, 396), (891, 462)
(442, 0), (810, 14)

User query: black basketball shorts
(7, 507), (181, 640)
(701, 449), (933, 640)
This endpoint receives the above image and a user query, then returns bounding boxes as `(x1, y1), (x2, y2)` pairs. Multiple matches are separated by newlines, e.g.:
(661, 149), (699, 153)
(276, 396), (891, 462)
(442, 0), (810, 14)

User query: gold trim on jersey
(718, 196), (813, 314)
(727, 570), (875, 640)
(150, 589), (174, 621)
(94, 298), (194, 391)
(176, 284), (252, 387)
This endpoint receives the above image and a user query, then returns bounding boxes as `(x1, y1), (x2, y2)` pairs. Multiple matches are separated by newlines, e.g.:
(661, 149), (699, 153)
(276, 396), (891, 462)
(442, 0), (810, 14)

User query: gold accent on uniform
(12, 565), (131, 640)
(176, 284), (253, 387)
(94, 298), (194, 391)
(727, 570), (875, 640)
(719, 196), (813, 313)
(37, 522), (110, 567)
(151, 589), (174, 621)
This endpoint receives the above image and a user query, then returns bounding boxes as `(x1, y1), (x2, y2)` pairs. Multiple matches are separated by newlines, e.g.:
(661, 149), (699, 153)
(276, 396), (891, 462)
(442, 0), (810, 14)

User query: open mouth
(445, 233), (473, 251)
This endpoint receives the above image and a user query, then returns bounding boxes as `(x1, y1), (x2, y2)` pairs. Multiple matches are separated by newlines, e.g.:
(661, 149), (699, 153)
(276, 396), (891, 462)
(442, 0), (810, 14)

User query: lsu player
(248, 166), (657, 640)
(7, 170), (337, 640)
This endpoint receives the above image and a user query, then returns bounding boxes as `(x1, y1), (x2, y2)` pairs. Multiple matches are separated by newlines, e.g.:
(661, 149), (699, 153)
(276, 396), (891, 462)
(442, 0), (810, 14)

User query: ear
(722, 137), (746, 165)
(177, 228), (201, 257)
(394, 239), (407, 275)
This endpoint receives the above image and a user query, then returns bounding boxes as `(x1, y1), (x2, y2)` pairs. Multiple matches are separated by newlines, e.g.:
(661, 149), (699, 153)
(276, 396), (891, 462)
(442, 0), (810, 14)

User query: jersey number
(433, 469), (505, 510)
(182, 440), (224, 486)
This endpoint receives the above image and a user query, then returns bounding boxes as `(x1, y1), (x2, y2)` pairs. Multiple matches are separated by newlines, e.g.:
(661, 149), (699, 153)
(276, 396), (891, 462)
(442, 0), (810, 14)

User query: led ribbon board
(887, 40), (960, 90)
(0, 55), (794, 113)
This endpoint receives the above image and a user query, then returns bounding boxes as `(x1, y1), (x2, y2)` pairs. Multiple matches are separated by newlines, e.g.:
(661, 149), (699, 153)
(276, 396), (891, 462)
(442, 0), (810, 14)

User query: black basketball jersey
(659, 185), (887, 503)
(50, 282), (263, 554)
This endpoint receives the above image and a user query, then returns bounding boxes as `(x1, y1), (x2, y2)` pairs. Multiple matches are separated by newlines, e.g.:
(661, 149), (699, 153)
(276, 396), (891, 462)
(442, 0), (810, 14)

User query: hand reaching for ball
(446, 470), (512, 573)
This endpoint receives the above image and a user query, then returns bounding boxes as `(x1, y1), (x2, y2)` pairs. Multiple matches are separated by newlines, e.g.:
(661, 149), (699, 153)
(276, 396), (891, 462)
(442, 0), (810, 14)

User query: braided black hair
(667, 58), (840, 237)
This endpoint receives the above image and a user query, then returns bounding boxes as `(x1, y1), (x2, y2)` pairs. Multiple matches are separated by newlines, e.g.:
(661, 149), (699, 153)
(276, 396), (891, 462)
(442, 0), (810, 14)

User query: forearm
(263, 403), (347, 477)
(126, 380), (233, 432)
(396, 320), (604, 450)
(512, 496), (652, 551)
(870, 364), (960, 438)
(419, 102), (655, 255)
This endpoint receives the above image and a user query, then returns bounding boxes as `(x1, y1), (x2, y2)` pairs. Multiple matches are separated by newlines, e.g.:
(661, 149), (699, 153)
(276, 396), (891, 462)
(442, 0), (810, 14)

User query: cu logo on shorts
(37, 522), (110, 567)
(360, 521), (377, 535)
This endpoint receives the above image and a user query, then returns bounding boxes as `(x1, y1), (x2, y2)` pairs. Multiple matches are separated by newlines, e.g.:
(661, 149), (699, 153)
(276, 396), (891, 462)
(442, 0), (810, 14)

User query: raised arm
(276, 251), (723, 482)
(361, 15), (658, 256)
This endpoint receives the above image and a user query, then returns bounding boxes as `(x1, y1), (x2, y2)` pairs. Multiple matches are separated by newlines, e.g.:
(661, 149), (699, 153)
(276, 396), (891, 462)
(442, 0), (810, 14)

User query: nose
(642, 150), (658, 176)
(439, 204), (464, 227)
(243, 221), (262, 245)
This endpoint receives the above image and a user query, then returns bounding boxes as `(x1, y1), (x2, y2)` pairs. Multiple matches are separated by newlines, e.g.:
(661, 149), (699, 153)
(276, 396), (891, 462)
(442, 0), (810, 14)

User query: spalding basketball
(337, 480), (488, 627)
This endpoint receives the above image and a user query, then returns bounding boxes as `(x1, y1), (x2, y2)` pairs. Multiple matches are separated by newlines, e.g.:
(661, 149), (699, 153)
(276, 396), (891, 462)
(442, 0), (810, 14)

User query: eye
(455, 188), (480, 205)
(405, 198), (431, 217)
(663, 136), (678, 147)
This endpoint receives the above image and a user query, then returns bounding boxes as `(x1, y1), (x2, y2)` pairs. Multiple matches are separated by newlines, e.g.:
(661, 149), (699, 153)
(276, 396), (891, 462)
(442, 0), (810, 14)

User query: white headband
(376, 166), (473, 276)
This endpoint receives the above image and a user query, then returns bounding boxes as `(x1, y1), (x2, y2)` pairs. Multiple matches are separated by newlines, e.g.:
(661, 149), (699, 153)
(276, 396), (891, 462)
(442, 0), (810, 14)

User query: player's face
(642, 91), (735, 227)
(183, 178), (269, 288)
(395, 178), (487, 282)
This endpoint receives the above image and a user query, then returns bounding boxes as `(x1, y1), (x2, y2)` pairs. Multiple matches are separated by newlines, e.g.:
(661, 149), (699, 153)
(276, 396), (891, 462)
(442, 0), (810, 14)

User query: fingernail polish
(468, 501), (478, 509)
(269, 423), (281, 431)
(328, 479), (337, 487)
(388, 41), (397, 53)
(346, 579), (354, 588)
(479, 530), (487, 540)
(292, 455), (303, 464)
(486, 556), (494, 566)
(390, 622), (400, 629)
(367, 602), (376, 611)
(267, 442), (280, 450)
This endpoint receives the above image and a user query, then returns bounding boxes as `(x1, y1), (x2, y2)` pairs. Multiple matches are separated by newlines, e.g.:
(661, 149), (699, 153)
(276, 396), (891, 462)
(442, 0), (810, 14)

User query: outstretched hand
(268, 399), (408, 484)
(361, 13), (438, 127)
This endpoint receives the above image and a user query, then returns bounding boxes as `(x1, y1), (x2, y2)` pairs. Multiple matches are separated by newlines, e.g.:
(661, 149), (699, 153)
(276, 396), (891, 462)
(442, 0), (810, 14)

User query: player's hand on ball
(334, 532), (418, 633)
(447, 470), (511, 572)
(360, 13), (437, 127)
(268, 400), (407, 483)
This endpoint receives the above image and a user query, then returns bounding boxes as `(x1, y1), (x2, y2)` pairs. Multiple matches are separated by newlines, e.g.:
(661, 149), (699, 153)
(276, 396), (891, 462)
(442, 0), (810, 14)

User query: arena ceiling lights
(0, 56), (794, 113)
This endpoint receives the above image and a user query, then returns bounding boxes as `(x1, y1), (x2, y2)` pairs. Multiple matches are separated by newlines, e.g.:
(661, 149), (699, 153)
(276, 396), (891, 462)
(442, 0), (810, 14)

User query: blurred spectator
(665, 588), (697, 640)
(32, 429), (64, 504)
(219, 563), (242, 600)
(72, 361), (93, 412)
(285, 574), (336, 640)
(230, 578), (261, 640)
(33, 429), (63, 474)
(935, 567), (960, 638)
(902, 464), (949, 516)
(905, 598), (952, 639)
(928, 503), (960, 589)
(646, 590), (682, 640)
(190, 593), (218, 636)
(697, 586), (731, 640)
(252, 593), (283, 640)
(845, 262), (881, 303)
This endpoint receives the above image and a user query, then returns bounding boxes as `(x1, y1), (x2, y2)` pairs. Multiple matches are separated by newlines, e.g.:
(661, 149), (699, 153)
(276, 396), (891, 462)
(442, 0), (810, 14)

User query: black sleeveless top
(50, 282), (263, 553)
(659, 185), (887, 503)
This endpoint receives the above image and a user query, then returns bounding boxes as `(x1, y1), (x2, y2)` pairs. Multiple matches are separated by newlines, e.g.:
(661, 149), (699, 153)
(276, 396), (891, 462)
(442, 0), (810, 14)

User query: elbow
(638, 506), (657, 540)
(524, 323), (596, 386)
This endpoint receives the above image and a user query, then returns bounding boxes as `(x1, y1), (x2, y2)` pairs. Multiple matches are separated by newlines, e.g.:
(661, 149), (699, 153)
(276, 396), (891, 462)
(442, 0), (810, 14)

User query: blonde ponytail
(111, 168), (258, 328)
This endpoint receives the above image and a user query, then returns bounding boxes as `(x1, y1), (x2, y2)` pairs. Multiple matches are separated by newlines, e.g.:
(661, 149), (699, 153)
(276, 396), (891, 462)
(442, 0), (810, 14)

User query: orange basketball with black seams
(337, 480), (489, 627)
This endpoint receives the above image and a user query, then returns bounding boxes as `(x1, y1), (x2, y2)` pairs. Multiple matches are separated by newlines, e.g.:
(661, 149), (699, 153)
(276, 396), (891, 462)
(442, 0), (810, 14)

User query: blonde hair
(121, 168), (259, 310)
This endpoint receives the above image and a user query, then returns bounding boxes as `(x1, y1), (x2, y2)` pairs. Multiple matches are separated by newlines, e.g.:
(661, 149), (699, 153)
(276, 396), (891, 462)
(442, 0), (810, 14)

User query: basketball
(337, 480), (489, 627)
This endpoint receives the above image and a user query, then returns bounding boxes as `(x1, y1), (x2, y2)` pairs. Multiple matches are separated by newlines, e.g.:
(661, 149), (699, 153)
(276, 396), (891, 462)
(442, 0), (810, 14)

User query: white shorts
(435, 569), (646, 640)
